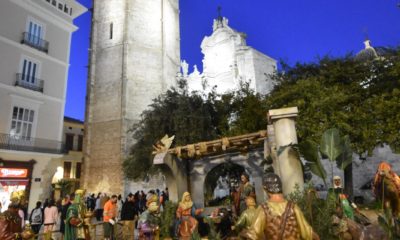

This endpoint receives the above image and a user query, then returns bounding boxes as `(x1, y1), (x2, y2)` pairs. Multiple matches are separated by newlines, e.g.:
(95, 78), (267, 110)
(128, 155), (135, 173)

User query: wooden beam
(152, 130), (267, 159)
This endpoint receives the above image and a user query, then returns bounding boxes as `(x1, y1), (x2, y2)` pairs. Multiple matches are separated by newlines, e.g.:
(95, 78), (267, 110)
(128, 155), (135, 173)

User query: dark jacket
(120, 201), (137, 221)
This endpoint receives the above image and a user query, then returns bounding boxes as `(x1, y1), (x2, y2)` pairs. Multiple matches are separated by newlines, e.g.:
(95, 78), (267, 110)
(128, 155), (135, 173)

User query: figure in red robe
(176, 192), (203, 239)
(0, 197), (34, 240)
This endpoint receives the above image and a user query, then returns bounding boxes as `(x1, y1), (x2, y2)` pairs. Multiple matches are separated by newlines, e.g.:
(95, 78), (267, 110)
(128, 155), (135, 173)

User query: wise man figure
(0, 196), (34, 240)
(236, 173), (256, 215)
(232, 196), (258, 239)
(64, 189), (90, 240)
(138, 200), (161, 240)
(243, 173), (319, 240)
(373, 162), (400, 218)
(176, 192), (203, 240)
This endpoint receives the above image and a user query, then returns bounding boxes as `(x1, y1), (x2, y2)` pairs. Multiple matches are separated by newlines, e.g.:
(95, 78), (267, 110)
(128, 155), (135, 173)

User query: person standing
(42, 199), (49, 209)
(43, 199), (59, 236)
(139, 191), (147, 213)
(103, 195), (118, 240)
(99, 193), (109, 221)
(116, 194), (123, 220)
(18, 206), (25, 229)
(243, 173), (319, 240)
(60, 195), (72, 239)
(95, 193), (101, 221)
(164, 188), (169, 202)
(121, 193), (137, 221)
(29, 201), (43, 236)
(88, 194), (96, 211)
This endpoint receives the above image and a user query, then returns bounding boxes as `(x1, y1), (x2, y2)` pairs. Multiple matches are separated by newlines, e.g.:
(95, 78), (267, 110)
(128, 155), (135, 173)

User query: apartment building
(0, 0), (86, 211)
(51, 116), (83, 199)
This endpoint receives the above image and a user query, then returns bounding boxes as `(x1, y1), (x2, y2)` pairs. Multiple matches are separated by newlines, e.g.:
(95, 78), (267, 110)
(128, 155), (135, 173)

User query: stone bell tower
(83, 0), (180, 194)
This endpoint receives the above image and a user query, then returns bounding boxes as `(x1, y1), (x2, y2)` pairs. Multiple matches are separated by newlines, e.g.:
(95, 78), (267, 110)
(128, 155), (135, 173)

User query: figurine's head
(263, 173), (282, 194)
(148, 202), (159, 213)
(377, 162), (392, 176)
(241, 173), (250, 183)
(245, 196), (256, 207)
(9, 190), (26, 209)
(8, 197), (21, 209)
(146, 194), (158, 207)
(182, 192), (191, 202)
(179, 192), (194, 210)
(333, 176), (342, 188)
(75, 189), (85, 196)
(74, 189), (86, 204)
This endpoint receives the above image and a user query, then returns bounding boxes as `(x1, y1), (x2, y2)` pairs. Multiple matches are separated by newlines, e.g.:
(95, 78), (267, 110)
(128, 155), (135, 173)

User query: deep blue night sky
(65, 0), (400, 121)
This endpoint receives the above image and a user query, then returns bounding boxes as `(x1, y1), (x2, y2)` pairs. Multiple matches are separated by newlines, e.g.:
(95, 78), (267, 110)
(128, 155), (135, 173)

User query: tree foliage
(123, 80), (219, 180)
(123, 80), (266, 180)
(267, 50), (400, 156)
(124, 48), (400, 181)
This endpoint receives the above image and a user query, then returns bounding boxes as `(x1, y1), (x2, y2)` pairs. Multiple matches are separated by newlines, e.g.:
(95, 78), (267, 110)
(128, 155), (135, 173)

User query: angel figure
(153, 134), (175, 153)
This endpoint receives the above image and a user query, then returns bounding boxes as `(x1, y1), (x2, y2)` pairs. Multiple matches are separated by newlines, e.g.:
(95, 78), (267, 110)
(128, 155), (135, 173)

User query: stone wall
(124, 172), (167, 196)
(310, 144), (400, 202)
(83, 0), (180, 195)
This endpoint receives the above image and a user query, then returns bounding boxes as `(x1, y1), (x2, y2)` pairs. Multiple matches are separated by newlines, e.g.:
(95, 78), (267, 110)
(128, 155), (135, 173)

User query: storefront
(0, 160), (34, 212)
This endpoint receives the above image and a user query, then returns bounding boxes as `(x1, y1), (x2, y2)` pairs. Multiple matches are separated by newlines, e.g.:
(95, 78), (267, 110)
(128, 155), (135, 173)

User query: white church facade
(182, 16), (277, 95)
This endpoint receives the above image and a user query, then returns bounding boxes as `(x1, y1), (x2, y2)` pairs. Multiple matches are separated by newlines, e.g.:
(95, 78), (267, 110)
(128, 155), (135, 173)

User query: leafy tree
(123, 80), (220, 180)
(266, 49), (400, 197)
(215, 81), (267, 136)
(123, 79), (266, 180)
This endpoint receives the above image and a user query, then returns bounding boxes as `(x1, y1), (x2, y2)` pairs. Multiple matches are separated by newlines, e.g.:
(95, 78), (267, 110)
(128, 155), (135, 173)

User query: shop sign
(0, 168), (28, 178)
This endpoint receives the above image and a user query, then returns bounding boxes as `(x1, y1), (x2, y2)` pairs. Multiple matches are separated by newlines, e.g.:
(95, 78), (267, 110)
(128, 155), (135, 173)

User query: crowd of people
(83, 188), (169, 239)
(84, 188), (169, 223)
(0, 187), (169, 240)
(1, 161), (396, 239)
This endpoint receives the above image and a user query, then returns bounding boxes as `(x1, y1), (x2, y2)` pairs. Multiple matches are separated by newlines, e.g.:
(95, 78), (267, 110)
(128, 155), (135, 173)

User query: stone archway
(203, 162), (245, 207)
(153, 153), (188, 202)
(189, 150), (265, 208)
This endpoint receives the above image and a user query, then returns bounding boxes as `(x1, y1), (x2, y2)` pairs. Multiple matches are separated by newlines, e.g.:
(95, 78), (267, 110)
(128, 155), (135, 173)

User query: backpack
(31, 208), (42, 224)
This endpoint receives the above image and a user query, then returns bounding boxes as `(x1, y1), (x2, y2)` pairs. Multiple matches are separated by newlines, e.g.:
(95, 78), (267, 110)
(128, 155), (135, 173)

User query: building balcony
(0, 133), (65, 154)
(21, 32), (49, 53)
(15, 74), (44, 93)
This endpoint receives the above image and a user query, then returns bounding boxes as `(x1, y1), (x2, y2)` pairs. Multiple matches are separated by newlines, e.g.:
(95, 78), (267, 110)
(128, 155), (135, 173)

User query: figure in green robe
(327, 176), (356, 220)
(64, 189), (90, 240)
(232, 196), (257, 239)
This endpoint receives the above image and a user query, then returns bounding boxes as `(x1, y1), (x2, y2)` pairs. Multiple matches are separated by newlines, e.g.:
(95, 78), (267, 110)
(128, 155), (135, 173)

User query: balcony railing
(15, 74), (44, 93)
(21, 32), (49, 53)
(0, 133), (65, 154)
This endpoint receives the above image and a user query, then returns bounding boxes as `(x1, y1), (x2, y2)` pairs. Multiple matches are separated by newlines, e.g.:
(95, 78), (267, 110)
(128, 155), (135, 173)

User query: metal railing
(21, 32), (49, 53)
(32, 220), (136, 239)
(0, 133), (65, 154)
(15, 74), (44, 93)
